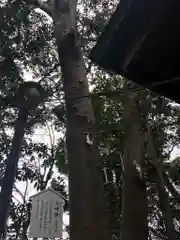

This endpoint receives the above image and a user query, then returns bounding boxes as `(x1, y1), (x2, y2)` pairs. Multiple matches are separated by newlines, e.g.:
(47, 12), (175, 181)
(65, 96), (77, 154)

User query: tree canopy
(0, 0), (180, 240)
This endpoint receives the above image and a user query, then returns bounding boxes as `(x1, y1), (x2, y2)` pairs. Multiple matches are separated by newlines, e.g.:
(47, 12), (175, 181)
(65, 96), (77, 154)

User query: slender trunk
(53, 4), (109, 240)
(121, 91), (148, 240)
(147, 126), (176, 240)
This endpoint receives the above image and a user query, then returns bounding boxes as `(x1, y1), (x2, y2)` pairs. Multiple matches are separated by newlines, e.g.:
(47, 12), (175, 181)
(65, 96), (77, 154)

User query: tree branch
(163, 172), (180, 204)
(13, 185), (24, 201)
(25, 0), (52, 18)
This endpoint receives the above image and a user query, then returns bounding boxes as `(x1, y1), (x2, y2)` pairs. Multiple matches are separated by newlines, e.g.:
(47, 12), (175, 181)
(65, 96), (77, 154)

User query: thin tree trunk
(53, 2), (110, 240)
(121, 90), (148, 240)
(147, 126), (176, 240)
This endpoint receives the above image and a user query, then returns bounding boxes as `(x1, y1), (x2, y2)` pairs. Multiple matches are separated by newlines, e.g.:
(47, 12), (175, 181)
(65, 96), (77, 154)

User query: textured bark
(52, 2), (109, 240)
(121, 91), (148, 240)
(26, 1), (109, 239)
(56, 32), (109, 240)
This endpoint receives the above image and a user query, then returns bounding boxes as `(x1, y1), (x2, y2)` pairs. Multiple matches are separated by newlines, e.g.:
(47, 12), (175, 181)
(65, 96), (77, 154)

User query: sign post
(29, 188), (65, 239)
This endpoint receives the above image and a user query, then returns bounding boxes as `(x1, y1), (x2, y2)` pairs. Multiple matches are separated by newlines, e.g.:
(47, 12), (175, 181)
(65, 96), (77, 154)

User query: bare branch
(13, 185), (24, 201)
(12, 195), (22, 204)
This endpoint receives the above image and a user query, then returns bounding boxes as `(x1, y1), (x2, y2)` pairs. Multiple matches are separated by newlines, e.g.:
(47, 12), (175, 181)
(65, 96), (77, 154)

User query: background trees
(0, 0), (180, 240)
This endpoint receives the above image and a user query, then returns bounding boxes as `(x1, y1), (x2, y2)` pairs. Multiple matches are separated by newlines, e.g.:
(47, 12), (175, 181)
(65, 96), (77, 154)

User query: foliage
(0, 0), (180, 239)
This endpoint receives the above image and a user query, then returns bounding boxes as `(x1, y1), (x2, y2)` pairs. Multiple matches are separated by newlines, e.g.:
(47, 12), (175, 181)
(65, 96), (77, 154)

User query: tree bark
(120, 91), (148, 240)
(52, 2), (109, 240)
(25, 1), (109, 239)
(55, 30), (109, 240)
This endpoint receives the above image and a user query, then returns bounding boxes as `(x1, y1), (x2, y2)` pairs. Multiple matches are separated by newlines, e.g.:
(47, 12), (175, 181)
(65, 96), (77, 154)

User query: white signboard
(29, 188), (65, 238)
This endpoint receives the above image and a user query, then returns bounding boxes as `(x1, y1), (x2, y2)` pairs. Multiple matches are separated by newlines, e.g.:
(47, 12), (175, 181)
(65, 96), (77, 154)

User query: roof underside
(89, 0), (180, 103)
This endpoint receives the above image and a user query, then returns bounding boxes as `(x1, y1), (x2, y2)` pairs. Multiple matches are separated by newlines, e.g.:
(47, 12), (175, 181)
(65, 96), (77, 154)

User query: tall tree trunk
(121, 91), (148, 240)
(147, 126), (176, 240)
(53, 2), (109, 240)
(55, 32), (109, 240)
(26, 1), (109, 239)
